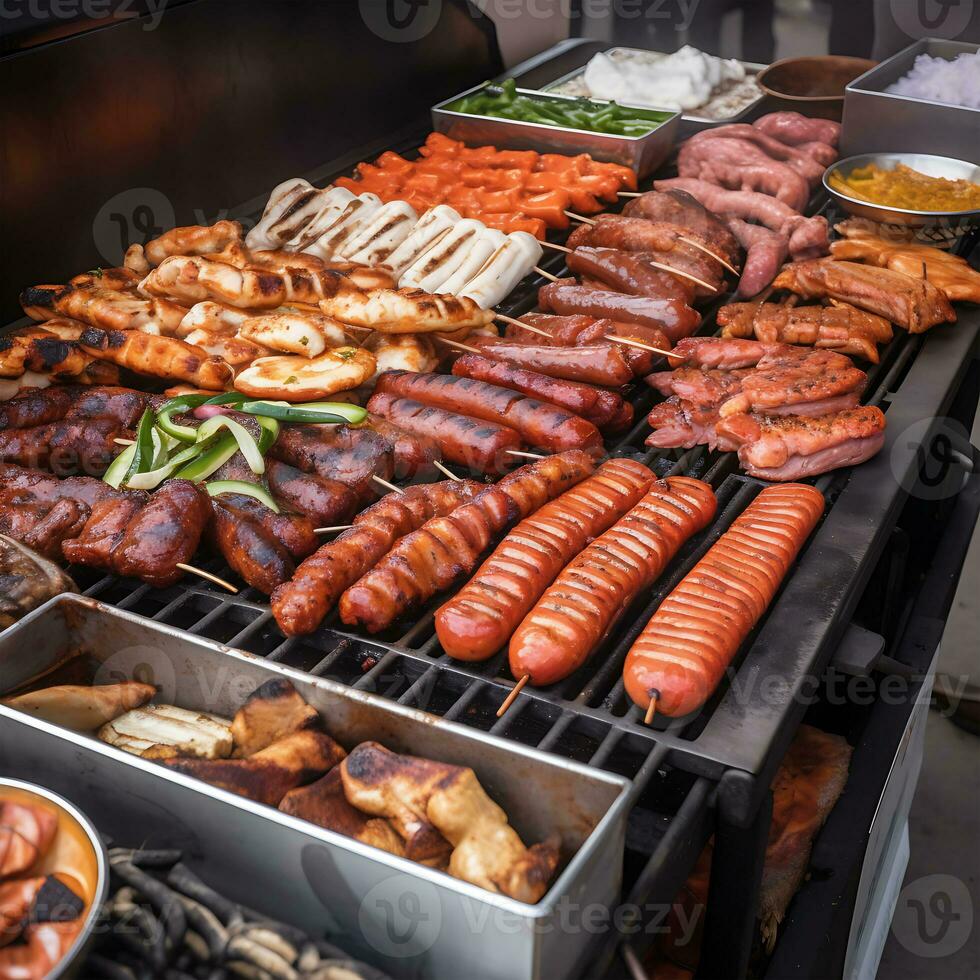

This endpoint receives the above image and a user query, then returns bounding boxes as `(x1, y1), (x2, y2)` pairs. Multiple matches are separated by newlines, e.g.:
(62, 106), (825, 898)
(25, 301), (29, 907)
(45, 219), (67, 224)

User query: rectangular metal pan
(431, 83), (679, 177)
(541, 47), (767, 133)
(841, 39), (980, 163)
(0, 595), (632, 980)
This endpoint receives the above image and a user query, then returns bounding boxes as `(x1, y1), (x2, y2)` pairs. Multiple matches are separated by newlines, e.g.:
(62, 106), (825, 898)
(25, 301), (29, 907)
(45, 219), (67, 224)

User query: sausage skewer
(623, 483), (825, 719)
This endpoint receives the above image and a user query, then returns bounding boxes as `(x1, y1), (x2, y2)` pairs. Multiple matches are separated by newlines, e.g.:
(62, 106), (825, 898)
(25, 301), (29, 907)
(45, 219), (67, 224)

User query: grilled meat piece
(271, 425), (395, 502)
(112, 480), (212, 588)
(771, 259), (956, 333)
(209, 496), (297, 595)
(19, 499), (92, 560)
(318, 286), (495, 334)
(280, 769), (406, 857)
(265, 460), (359, 527)
(0, 387), (77, 430)
(338, 451), (595, 633)
(230, 679), (321, 758)
(723, 218), (790, 298)
(647, 366), (751, 403)
(0, 384), (156, 431)
(144, 220), (244, 267)
(714, 406), (887, 480)
(0, 463), (126, 507)
(61, 495), (146, 570)
(0, 418), (127, 476)
(165, 730), (346, 807)
(718, 302), (891, 362)
(356, 414), (440, 480)
(0, 534), (76, 628)
(271, 479), (483, 637)
(645, 397), (726, 450)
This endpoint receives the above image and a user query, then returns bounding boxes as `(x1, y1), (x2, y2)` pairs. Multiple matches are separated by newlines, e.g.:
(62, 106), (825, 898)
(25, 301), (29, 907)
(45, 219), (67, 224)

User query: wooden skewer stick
(114, 438), (136, 446)
(621, 943), (650, 980)
(506, 449), (546, 459)
(564, 210), (596, 225)
(435, 337), (482, 355)
(534, 266), (561, 283)
(176, 563), (239, 594)
(497, 675), (530, 718)
(605, 335), (673, 358)
(677, 236), (740, 276)
(540, 240), (572, 253)
(645, 259), (717, 293)
(617, 191), (643, 198)
(644, 691), (659, 726)
(372, 475), (404, 495)
(314, 525), (354, 534)
(495, 312), (552, 338)
(433, 460), (462, 482)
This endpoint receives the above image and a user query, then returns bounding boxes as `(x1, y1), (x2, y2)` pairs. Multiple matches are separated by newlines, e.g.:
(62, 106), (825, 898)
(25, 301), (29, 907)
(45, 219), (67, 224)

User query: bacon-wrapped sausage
(624, 483), (825, 718)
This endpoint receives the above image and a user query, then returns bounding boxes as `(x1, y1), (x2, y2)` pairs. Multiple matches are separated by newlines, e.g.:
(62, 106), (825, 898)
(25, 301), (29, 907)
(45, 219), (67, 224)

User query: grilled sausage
(366, 392), (522, 475)
(539, 279), (700, 342)
(266, 460), (359, 528)
(0, 418), (127, 477)
(623, 484), (825, 717)
(356, 414), (440, 479)
(567, 247), (697, 304)
(509, 478), (716, 685)
(0, 386), (77, 430)
(469, 339), (634, 387)
(339, 451), (596, 633)
(210, 496), (296, 595)
(373, 371), (603, 454)
(62, 494), (146, 569)
(436, 459), (656, 661)
(112, 480), (212, 588)
(271, 479), (483, 636)
(451, 354), (633, 433)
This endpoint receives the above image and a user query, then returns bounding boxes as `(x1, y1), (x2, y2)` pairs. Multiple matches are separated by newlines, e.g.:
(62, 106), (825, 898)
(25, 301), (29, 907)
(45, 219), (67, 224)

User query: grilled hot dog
(623, 483), (825, 717)
(373, 371), (603, 453)
(509, 477), (716, 685)
(436, 458), (655, 661)
(469, 338), (635, 387)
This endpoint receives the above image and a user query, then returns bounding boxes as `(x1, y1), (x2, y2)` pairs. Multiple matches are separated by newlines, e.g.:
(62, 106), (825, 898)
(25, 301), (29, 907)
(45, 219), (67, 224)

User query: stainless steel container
(431, 84), (679, 178)
(0, 777), (108, 979)
(841, 39), (980, 164)
(542, 48), (767, 134)
(0, 595), (632, 980)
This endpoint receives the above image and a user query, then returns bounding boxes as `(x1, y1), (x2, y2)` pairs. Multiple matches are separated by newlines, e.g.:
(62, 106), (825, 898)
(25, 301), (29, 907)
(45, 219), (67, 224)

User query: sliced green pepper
(205, 480), (280, 513)
(240, 400), (367, 425)
(126, 439), (213, 491)
(173, 433), (239, 482)
(102, 441), (137, 490)
(196, 415), (265, 475)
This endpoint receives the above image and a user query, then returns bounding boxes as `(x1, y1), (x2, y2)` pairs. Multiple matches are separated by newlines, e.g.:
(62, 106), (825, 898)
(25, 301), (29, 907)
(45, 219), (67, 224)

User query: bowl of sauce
(757, 56), (877, 119)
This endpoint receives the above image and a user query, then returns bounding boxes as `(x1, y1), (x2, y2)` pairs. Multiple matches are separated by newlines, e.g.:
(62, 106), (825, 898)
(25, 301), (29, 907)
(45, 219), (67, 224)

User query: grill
(6, 38), (980, 979)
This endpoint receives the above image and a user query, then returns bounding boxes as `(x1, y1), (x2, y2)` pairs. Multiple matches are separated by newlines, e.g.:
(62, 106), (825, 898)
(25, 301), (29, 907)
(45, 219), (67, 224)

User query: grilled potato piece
(234, 346), (375, 401)
(237, 310), (347, 358)
(99, 704), (233, 760)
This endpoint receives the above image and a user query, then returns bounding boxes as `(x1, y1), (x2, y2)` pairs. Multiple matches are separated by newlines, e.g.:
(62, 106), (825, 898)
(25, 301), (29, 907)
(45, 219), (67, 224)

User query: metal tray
(841, 38), (980, 163)
(541, 47), (767, 132)
(0, 595), (633, 980)
(432, 83), (679, 178)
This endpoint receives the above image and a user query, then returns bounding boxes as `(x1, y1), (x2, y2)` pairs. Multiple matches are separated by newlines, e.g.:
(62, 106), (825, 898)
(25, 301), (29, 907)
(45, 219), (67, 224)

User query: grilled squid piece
(182, 328), (269, 366)
(143, 220), (244, 267)
(344, 200), (419, 265)
(363, 333), (439, 384)
(245, 177), (316, 250)
(384, 205), (462, 278)
(319, 286), (494, 334)
(176, 301), (252, 338)
(399, 218), (484, 293)
(436, 227), (508, 295)
(234, 345), (376, 401)
(237, 310), (347, 358)
(459, 232), (543, 309)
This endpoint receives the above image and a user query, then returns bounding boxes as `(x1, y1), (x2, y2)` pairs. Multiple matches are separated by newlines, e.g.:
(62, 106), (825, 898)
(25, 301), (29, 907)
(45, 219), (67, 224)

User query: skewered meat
(164, 730), (347, 806)
(342, 743), (559, 899)
(0, 535), (76, 629)
(829, 226), (980, 304)
(510, 477), (717, 686)
(234, 309), (347, 358)
(0, 463), (126, 507)
(624, 484), (826, 717)
(0, 418), (127, 476)
(266, 459), (359, 527)
(246, 180), (343, 251)
(754, 112), (840, 148)
(233, 346), (376, 401)
(566, 247), (697, 305)
(436, 459), (656, 661)
(372, 371), (603, 453)
(112, 480), (212, 587)
(339, 200), (419, 266)
(270, 425), (395, 501)
(718, 302), (891, 362)
(539, 278), (700, 342)
(1, 682), (155, 730)
(60, 494), (143, 568)
(229, 679), (321, 757)
(620, 190), (743, 266)
(664, 336), (786, 370)
(280, 769), (406, 857)
(339, 451), (596, 633)
(272, 479), (482, 636)
(772, 259), (956, 332)
(78, 327), (233, 389)
(356, 413), (440, 479)
(469, 338), (637, 386)
(175, 301), (252, 338)
(714, 405), (887, 480)
(318, 286), (495, 334)
(645, 396), (728, 450)
(366, 393), (522, 474)
(143, 220), (244, 267)
(451, 353), (633, 432)
(458, 231), (544, 309)
(647, 366), (751, 403)
(0, 328), (105, 382)
(678, 137), (812, 211)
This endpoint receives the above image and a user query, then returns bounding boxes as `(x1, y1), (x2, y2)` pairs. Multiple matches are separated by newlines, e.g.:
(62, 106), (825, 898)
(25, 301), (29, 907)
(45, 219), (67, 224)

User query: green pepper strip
(173, 433), (239, 482)
(126, 439), (214, 491)
(102, 442), (137, 489)
(205, 480), (280, 513)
